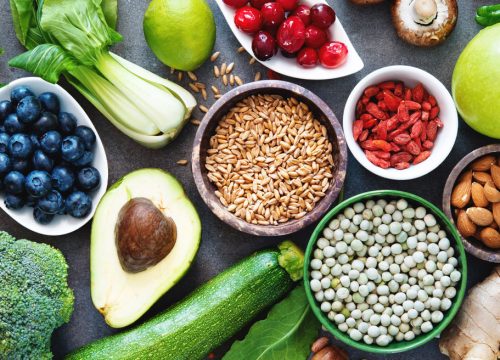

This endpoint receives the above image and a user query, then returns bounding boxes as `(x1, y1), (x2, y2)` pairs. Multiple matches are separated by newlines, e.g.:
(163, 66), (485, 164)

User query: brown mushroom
(115, 197), (177, 273)
(350, 0), (385, 5)
(391, 0), (458, 47)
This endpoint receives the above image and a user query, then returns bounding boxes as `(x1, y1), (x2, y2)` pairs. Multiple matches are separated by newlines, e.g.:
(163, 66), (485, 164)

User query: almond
(472, 171), (493, 185)
(451, 170), (472, 208)
(491, 164), (500, 189)
(493, 202), (500, 227)
(471, 182), (490, 207)
(470, 155), (496, 171)
(479, 227), (500, 249)
(466, 207), (494, 226)
(456, 210), (477, 238)
(484, 181), (500, 203)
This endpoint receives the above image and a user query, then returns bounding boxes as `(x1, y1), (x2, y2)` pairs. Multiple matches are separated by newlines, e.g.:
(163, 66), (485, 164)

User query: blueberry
(37, 190), (64, 214)
(4, 114), (26, 134)
(40, 130), (62, 155)
(72, 151), (94, 167)
(61, 136), (84, 161)
(10, 86), (34, 104)
(30, 134), (40, 150)
(0, 133), (9, 153)
(4, 194), (24, 210)
(0, 153), (11, 175)
(4, 171), (25, 194)
(33, 207), (54, 224)
(0, 100), (13, 122)
(32, 150), (54, 172)
(51, 166), (75, 193)
(25, 170), (51, 197)
(8, 134), (33, 159)
(12, 159), (29, 174)
(38, 92), (60, 114)
(77, 167), (100, 192)
(58, 112), (77, 134)
(32, 112), (58, 135)
(17, 96), (42, 124)
(65, 191), (92, 218)
(75, 126), (96, 150)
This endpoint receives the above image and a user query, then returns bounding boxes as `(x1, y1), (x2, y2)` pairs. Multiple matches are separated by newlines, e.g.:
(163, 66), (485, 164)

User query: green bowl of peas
(304, 190), (467, 354)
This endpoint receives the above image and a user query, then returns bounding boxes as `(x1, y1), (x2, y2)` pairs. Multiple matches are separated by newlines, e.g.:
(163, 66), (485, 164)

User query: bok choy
(8, 0), (196, 149)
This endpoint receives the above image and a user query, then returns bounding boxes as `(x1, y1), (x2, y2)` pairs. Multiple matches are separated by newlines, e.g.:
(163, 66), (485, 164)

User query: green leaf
(9, 0), (36, 46)
(9, 44), (76, 83)
(223, 285), (320, 360)
(101, 0), (118, 29)
(40, 0), (122, 65)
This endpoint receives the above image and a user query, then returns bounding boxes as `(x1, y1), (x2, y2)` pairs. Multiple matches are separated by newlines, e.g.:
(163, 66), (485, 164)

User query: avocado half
(90, 168), (201, 328)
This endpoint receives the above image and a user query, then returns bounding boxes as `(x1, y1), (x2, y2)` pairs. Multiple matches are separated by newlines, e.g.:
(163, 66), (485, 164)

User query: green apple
(452, 23), (500, 139)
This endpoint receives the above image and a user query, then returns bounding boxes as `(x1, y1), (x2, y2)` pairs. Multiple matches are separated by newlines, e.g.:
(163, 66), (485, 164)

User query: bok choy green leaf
(8, 0), (195, 149)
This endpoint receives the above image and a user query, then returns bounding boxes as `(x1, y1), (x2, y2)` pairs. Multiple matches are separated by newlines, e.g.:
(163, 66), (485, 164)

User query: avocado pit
(115, 197), (177, 273)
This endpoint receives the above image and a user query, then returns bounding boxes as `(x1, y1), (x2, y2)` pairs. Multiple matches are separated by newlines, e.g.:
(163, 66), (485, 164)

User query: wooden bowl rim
(442, 144), (500, 263)
(192, 80), (347, 236)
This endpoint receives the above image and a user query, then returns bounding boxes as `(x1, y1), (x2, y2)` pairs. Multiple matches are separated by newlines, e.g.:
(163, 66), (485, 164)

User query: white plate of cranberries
(216, 0), (364, 80)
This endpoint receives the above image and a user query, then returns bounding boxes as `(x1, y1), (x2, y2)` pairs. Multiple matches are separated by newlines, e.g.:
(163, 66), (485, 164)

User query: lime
(143, 0), (216, 71)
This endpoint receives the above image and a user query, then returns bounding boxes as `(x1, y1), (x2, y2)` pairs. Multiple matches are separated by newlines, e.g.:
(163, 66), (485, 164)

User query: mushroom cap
(350, 0), (385, 5)
(391, 0), (458, 47)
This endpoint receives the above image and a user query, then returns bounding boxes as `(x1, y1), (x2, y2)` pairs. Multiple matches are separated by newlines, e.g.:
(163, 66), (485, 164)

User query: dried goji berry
(378, 101), (388, 112)
(366, 151), (390, 168)
(422, 140), (434, 149)
(410, 120), (423, 139)
(376, 92), (385, 101)
(388, 128), (405, 140)
(406, 140), (421, 156)
(353, 120), (363, 141)
(383, 91), (402, 112)
(394, 162), (410, 170)
(379, 81), (396, 89)
(427, 120), (438, 141)
(387, 115), (399, 131)
(372, 139), (391, 152)
(356, 101), (364, 117)
(364, 86), (380, 98)
(422, 101), (432, 111)
(390, 142), (401, 152)
(412, 83), (425, 103)
(397, 103), (409, 122)
(390, 152), (413, 166)
(362, 96), (370, 105)
(377, 120), (388, 140)
(435, 117), (444, 127)
(367, 150), (390, 160)
(430, 106), (440, 120)
(359, 129), (369, 142)
(363, 118), (378, 129)
(366, 102), (387, 120)
(404, 100), (422, 111)
(413, 151), (431, 164)
(421, 111), (429, 122)
(428, 95), (437, 106)
(394, 83), (403, 96)
(393, 133), (411, 145)
(420, 121), (427, 142)
(404, 88), (413, 101)
(360, 113), (373, 121)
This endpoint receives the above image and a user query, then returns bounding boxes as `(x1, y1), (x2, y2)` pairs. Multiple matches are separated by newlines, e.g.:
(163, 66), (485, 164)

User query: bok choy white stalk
(8, 0), (196, 149)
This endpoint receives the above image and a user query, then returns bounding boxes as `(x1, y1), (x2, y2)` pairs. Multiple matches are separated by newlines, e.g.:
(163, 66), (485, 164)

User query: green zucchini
(67, 241), (304, 360)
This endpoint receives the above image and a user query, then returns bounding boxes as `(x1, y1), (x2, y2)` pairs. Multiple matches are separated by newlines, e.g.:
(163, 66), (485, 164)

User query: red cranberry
(250, 0), (268, 9)
(297, 47), (318, 68)
(305, 25), (329, 48)
(319, 41), (348, 68)
(310, 4), (336, 29)
(234, 6), (263, 33)
(292, 5), (311, 26)
(252, 31), (277, 61)
(276, 16), (306, 54)
(276, 0), (299, 11)
(223, 0), (249, 8)
(261, 2), (285, 30)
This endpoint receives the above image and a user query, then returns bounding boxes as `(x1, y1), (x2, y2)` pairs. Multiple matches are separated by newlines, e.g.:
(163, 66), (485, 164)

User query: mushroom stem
(413, 0), (438, 24)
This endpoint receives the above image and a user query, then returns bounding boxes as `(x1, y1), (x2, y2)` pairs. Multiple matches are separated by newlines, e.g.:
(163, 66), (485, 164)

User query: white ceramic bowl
(343, 65), (458, 180)
(0, 77), (108, 236)
(215, 0), (364, 80)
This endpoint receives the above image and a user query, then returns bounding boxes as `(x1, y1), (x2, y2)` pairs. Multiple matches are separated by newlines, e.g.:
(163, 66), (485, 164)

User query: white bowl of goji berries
(343, 65), (458, 180)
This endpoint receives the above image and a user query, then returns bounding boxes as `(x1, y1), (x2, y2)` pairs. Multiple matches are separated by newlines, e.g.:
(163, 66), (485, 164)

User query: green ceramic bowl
(303, 190), (468, 354)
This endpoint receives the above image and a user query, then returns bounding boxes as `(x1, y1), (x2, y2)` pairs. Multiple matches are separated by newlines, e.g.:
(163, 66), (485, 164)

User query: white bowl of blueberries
(0, 77), (108, 236)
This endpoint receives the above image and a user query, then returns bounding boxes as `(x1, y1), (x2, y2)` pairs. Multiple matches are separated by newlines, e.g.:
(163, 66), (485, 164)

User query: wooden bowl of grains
(192, 80), (347, 236)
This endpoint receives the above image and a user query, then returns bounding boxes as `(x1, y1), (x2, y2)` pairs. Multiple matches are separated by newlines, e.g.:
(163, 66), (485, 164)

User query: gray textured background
(0, 0), (496, 359)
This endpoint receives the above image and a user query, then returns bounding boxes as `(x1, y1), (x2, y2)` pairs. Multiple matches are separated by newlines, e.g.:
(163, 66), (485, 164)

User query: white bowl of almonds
(192, 80), (347, 236)
(304, 190), (467, 353)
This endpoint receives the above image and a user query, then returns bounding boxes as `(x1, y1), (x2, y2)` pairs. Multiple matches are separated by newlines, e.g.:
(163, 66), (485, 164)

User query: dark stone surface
(0, 0), (496, 359)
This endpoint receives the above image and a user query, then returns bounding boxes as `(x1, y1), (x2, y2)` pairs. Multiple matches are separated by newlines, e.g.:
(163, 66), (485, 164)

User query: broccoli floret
(0, 231), (74, 359)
